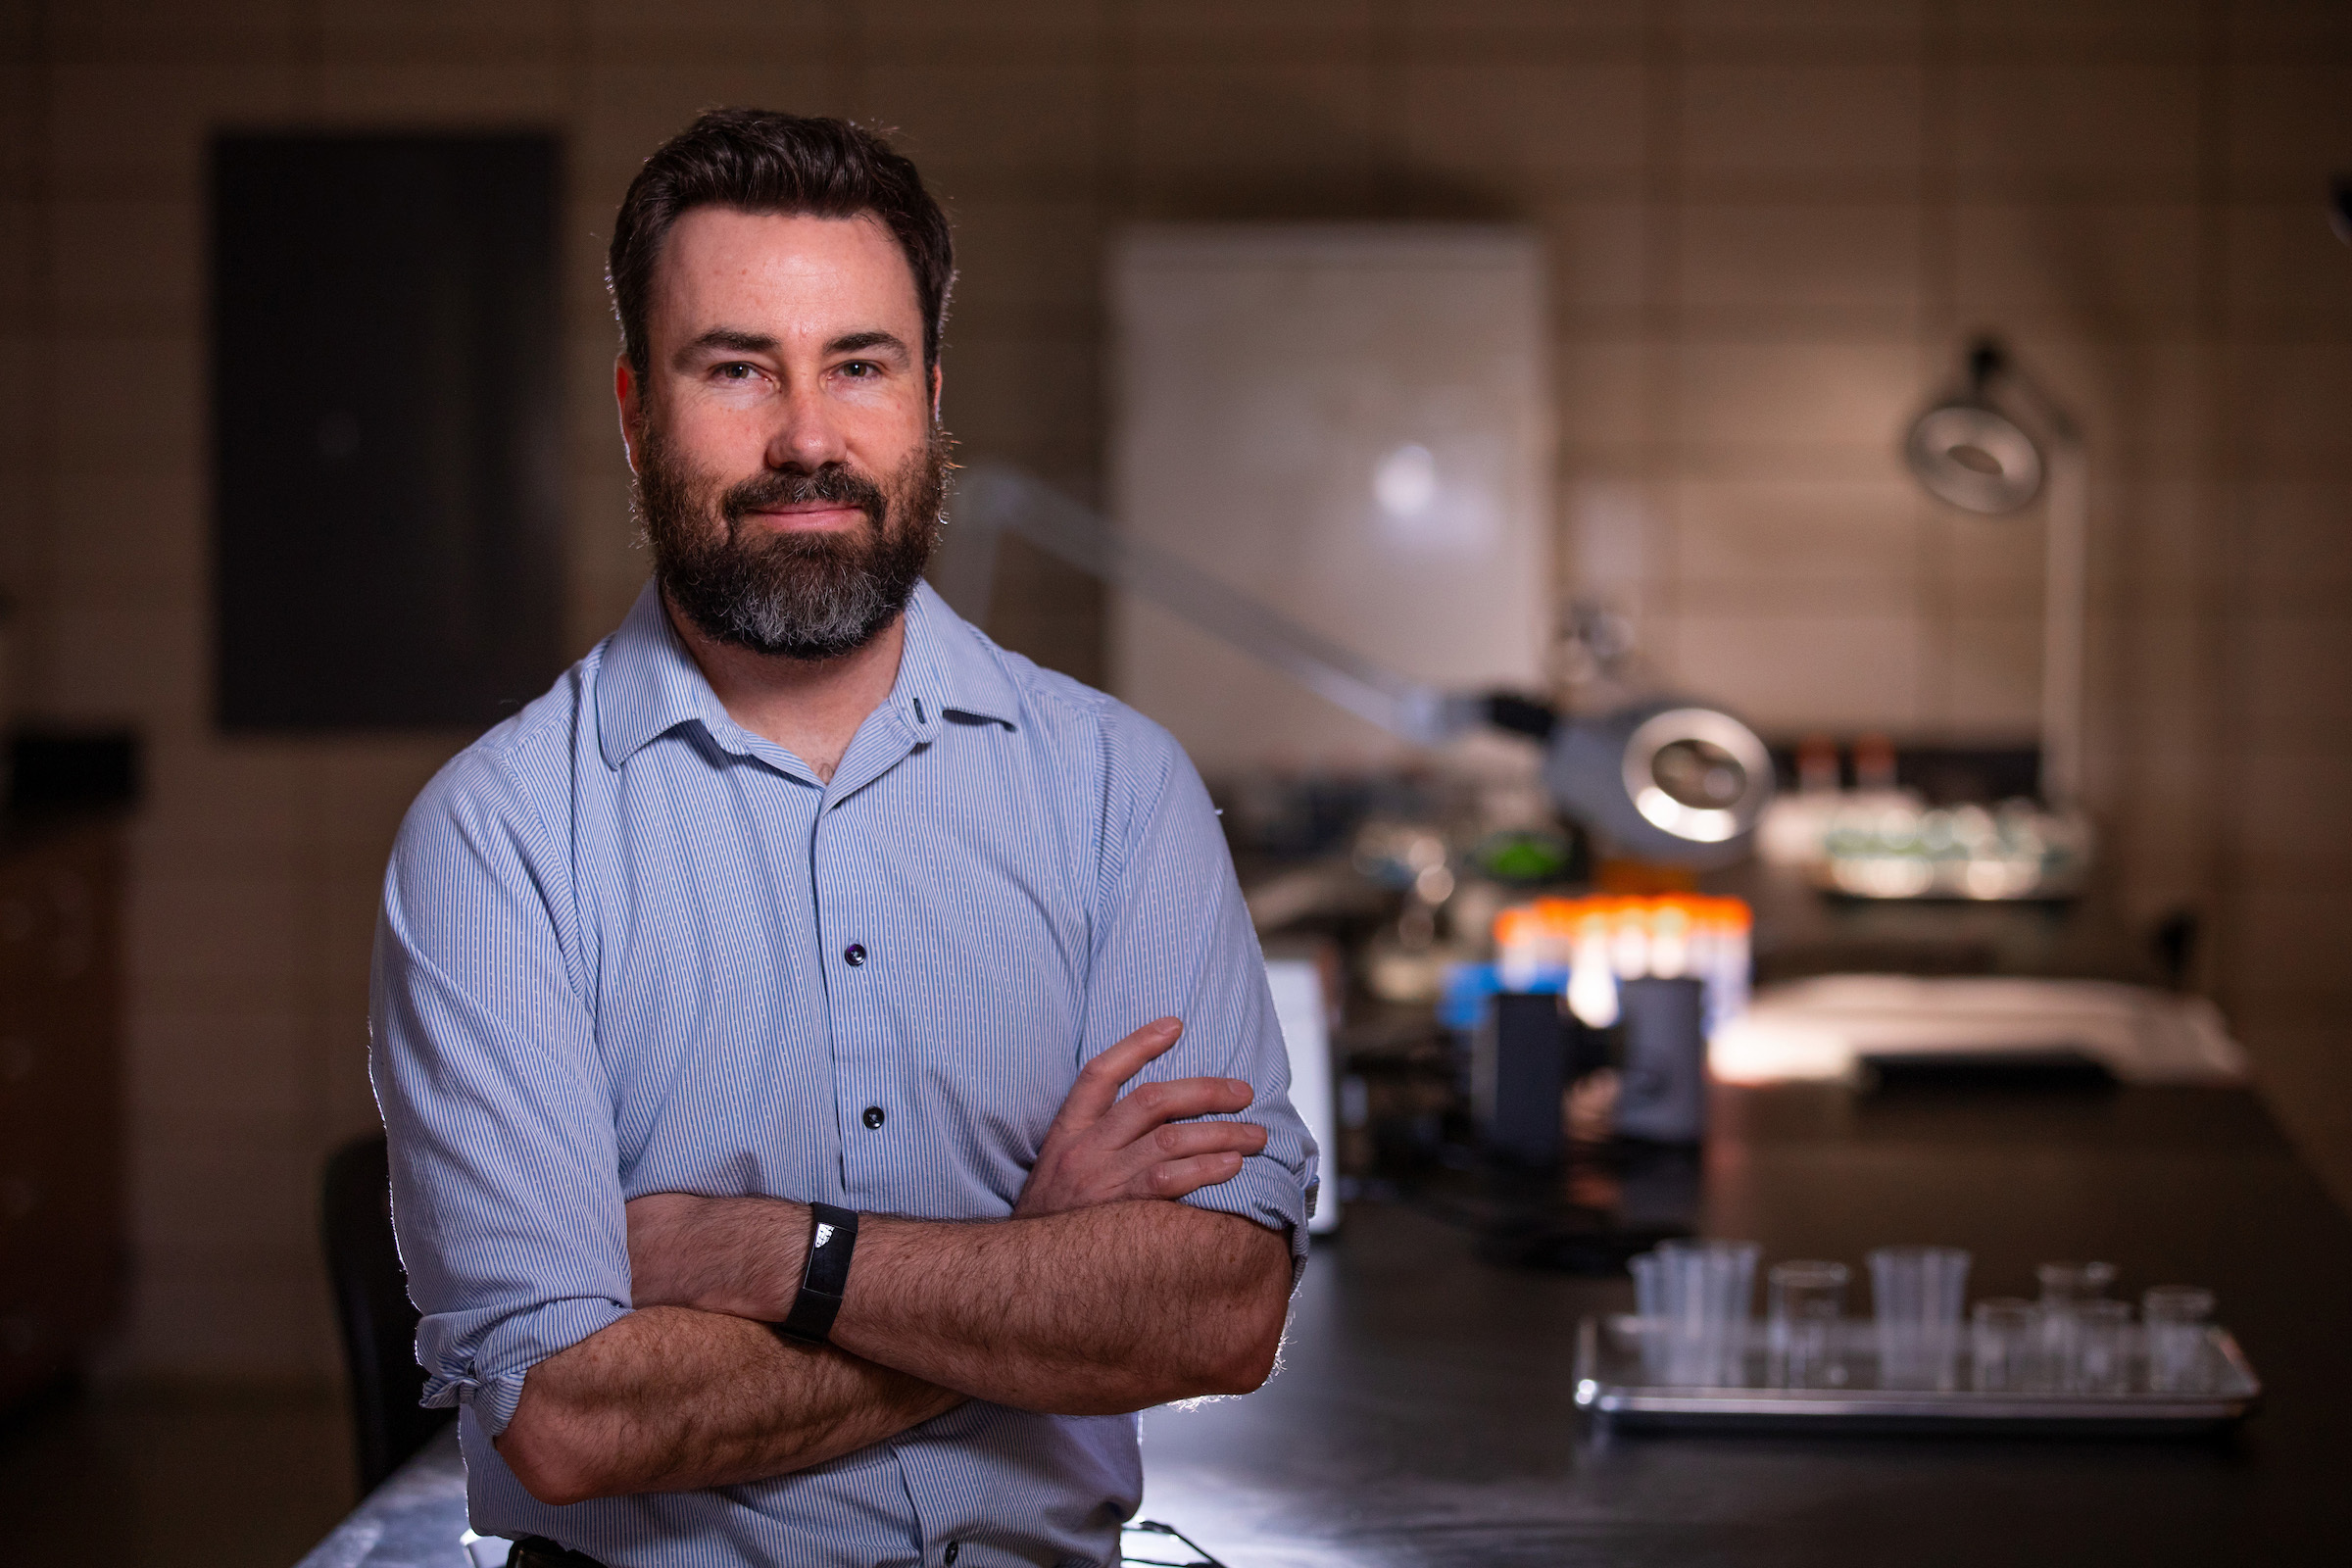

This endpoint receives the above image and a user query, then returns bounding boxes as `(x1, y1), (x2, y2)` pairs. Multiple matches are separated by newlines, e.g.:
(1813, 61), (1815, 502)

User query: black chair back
(321, 1131), (453, 1494)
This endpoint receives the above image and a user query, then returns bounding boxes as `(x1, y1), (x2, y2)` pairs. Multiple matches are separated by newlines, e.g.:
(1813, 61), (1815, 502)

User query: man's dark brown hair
(607, 108), (956, 379)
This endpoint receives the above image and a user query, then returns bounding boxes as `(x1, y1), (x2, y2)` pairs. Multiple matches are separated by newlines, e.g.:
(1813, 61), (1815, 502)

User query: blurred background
(1, 2), (2347, 1562)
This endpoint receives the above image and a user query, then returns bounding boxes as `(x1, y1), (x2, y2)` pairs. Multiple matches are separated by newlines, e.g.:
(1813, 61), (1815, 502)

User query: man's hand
(558, 1013), (1288, 1495)
(1013, 1018), (1269, 1218)
(625, 1015), (1263, 1312)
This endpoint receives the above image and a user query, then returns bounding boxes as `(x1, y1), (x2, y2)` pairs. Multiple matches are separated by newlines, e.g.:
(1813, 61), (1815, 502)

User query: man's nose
(766, 383), (850, 470)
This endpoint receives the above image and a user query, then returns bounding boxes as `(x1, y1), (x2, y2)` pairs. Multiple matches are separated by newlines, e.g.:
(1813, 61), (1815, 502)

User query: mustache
(721, 463), (889, 530)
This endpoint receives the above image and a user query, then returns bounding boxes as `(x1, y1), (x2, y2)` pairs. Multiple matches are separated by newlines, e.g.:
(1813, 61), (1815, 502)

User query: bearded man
(368, 110), (1314, 1568)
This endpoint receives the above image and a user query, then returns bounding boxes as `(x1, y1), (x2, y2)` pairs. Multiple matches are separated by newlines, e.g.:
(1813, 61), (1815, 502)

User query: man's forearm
(496, 1304), (962, 1505)
(834, 1200), (1291, 1414)
(643, 1196), (1292, 1415)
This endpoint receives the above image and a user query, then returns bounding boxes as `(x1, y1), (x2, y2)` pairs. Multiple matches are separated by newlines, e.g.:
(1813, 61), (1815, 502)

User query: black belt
(507, 1537), (612, 1568)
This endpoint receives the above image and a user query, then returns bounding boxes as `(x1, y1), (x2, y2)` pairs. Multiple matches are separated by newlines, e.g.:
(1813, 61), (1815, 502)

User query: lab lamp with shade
(937, 463), (1777, 870)
(1903, 336), (2089, 812)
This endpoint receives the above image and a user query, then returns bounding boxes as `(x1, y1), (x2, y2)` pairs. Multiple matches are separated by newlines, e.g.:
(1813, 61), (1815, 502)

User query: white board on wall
(1109, 226), (1553, 775)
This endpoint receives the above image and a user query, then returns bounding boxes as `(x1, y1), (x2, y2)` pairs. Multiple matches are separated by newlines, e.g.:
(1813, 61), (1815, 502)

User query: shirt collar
(596, 582), (734, 770)
(596, 578), (1023, 771)
(897, 579), (1024, 736)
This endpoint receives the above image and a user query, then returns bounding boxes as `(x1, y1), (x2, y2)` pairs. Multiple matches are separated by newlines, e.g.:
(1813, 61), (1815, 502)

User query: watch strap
(777, 1202), (859, 1346)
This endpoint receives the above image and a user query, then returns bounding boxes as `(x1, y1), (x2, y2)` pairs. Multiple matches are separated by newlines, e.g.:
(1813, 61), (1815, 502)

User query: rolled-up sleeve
(1080, 715), (1318, 1280)
(368, 747), (631, 1438)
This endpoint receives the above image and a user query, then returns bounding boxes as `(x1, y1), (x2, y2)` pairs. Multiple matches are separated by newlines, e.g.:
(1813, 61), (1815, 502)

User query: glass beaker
(2141, 1285), (2217, 1395)
(1642, 1239), (1759, 1387)
(1869, 1245), (1972, 1391)
(1970, 1298), (2037, 1392)
(2033, 1259), (2117, 1390)
(2072, 1298), (2132, 1394)
(1767, 1260), (1849, 1389)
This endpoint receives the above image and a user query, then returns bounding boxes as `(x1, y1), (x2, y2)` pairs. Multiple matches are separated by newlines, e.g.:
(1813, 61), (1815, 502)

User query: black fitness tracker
(777, 1202), (860, 1346)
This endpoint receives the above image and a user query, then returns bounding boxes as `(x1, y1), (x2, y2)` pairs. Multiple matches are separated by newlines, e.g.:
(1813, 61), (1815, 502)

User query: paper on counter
(1709, 974), (2247, 1086)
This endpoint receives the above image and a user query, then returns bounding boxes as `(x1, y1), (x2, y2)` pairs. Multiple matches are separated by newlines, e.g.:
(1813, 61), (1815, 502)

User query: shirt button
(861, 1105), (886, 1130)
(844, 943), (867, 966)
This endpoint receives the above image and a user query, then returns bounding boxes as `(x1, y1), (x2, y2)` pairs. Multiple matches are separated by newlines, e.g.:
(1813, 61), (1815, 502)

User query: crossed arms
(496, 1020), (1296, 1505)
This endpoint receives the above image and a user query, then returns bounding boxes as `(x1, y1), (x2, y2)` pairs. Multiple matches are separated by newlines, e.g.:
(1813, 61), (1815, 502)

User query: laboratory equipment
(1473, 991), (1569, 1167)
(2034, 1259), (2117, 1389)
(1615, 977), (1708, 1145)
(2143, 1286), (2218, 1394)
(1493, 894), (1751, 1035)
(1901, 337), (2088, 810)
(1767, 1260), (1849, 1390)
(940, 465), (1775, 867)
(1585, 1246), (2257, 1433)
(1708, 975), (2246, 1089)
(1969, 1298), (2036, 1393)
(1869, 1246), (1972, 1391)
(1576, 1312), (2262, 1434)
(2072, 1299), (2133, 1395)
(1632, 1239), (1760, 1387)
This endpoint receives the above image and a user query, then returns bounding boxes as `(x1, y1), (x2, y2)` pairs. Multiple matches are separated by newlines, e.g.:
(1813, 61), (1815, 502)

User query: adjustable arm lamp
(1903, 337), (2088, 809)
(937, 463), (1776, 867)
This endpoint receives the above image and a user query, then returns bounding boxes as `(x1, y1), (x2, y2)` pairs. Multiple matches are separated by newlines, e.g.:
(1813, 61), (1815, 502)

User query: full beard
(635, 417), (952, 662)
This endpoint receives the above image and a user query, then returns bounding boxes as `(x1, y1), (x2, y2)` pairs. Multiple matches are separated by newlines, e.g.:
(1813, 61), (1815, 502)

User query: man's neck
(662, 588), (907, 785)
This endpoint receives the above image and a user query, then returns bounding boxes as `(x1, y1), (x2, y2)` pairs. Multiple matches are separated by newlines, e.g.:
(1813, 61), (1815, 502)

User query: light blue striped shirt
(368, 579), (1316, 1568)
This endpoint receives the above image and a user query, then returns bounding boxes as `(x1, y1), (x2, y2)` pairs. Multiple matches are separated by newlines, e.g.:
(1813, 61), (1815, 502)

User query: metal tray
(1574, 1315), (2262, 1434)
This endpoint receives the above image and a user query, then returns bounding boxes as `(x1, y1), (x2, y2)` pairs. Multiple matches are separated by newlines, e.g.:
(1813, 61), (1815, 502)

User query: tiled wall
(2, 1), (2346, 1381)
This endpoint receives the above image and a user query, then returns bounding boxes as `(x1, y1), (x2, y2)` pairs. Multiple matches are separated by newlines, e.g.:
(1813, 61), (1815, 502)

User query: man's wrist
(776, 1202), (861, 1346)
(734, 1198), (816, 1322)
(659, 1196), (816, 1322)
(755, 1200), (814, 1319)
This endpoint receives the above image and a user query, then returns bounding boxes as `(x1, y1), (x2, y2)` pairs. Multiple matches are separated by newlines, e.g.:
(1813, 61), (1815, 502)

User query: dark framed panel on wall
(211, 132), (564, 731)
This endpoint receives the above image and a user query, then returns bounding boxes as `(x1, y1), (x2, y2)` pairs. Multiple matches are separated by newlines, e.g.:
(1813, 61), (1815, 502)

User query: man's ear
(930, 363), (944, 423)
(615, 355), (643, 473)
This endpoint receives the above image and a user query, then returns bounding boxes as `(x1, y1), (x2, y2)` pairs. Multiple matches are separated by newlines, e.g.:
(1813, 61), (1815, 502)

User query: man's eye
(839, 361), (878, 378)
(716, 363), (758, 380)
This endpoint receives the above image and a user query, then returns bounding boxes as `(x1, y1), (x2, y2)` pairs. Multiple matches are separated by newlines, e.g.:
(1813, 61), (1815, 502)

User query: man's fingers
(1142, 1118), (1269, 1163)
(1092, 1072), (1255, 1148)
(1049, 1019), (1185, 1132)
(1144, 1151), (1248, 1200)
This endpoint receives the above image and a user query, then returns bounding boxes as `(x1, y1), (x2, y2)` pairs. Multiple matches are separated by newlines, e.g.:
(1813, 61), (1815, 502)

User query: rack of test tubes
(1490, 895), (1752, 1033)
(1574, 1241), (2259, 1433)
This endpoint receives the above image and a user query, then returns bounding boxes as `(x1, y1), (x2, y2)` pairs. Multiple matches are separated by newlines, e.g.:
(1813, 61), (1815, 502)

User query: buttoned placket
(809, 694), (939, 1203)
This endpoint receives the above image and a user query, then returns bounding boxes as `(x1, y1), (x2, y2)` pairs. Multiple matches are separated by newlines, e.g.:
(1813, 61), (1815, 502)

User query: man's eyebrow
(826, 329), (911, 361)
(679, 327), (779, 359)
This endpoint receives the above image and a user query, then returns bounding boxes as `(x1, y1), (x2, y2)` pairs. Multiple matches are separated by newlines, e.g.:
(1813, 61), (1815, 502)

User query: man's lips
(743, 502), (867, 530)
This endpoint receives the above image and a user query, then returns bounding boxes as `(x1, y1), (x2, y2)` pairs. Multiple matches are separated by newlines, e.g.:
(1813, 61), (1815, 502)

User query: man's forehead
(653, 207), (921, 341)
